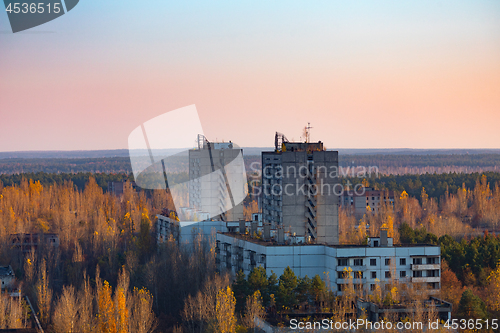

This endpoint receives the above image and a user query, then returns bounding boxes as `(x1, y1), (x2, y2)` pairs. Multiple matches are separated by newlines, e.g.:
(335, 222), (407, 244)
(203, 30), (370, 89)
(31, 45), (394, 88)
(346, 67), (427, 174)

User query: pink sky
(1, 1), (499, 151)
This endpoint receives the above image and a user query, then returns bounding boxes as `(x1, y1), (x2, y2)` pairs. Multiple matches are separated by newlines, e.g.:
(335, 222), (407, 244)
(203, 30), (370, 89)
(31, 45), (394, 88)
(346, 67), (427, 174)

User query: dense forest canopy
(2, 170), (500, 202)
(0, 171), (500, 331)
(0, 153), (499, 175)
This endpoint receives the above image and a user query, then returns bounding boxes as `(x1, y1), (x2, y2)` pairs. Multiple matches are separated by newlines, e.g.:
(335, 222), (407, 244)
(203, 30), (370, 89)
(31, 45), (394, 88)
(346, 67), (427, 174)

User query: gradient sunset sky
(1, 0), (499, 151)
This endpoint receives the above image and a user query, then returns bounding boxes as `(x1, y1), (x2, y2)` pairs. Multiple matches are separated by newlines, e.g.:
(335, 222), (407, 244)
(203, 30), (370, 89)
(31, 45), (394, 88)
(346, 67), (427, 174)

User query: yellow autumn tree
(115, 267), (130, 333)
(98, 281), (116, 333)
(242, 290), (265, 329)
(36, 259), (52, 327)
(215, 286), (236, 333)
(486, 262), (500, 312)
(385, 215), (394, 238)
(130, 287), (156, 333)
(115, 287), (128, 333)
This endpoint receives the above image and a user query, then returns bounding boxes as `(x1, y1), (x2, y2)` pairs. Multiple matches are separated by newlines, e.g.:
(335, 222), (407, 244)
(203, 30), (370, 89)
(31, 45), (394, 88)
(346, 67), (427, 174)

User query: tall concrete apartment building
(188, 135), (244, 222)
(261, 133), (340, 245)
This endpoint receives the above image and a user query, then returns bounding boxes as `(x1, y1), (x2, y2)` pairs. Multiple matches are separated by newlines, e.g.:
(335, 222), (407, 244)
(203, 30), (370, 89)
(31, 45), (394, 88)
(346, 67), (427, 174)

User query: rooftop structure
(357, 297), (452, 322)
(0, 265), (15, 290)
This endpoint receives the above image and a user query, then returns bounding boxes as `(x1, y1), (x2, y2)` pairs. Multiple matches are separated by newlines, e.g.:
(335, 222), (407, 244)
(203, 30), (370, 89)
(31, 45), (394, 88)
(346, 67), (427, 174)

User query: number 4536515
(6, 3), (61, 14)
(444, 318), (498, 330)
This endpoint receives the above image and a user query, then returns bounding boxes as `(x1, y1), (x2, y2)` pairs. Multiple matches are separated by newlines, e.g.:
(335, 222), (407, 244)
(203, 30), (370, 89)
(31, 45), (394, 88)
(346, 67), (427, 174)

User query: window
(427, 270), (440, 277)
(373, 240), (379, 247)
(385, 258), (391, 266)
(400, 271), (406, 278)
(370, 259), (377, 266)
(370, 284), (376, 291)
(338, 272), (346, 279)
(354, 271), (363, 279)
(385, 271), (391, 278)
(428, 282), (439, 289)
(400, 258), (406, 266)
(338, 258), (348, 266)
(427, 257), (439, 264)
(353, 259), (363, 266)
(354, 284), (362, 290)
(338, 284), (344, 292)
(371, 271), (377, 279)
(413, 258), (422, 265)
(413, 271), (422, 278)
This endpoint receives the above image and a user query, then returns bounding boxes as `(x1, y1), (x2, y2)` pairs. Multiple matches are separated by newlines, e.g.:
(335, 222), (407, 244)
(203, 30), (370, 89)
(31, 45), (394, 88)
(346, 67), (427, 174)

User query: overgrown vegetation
(0, 171), (499, 332)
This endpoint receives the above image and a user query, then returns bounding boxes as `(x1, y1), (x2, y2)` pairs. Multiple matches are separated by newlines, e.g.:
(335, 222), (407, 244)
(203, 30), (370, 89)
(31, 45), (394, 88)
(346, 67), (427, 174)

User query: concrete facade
(216, 233), (441, 294)
(156, 213), (229, 246)
(262, 143), (340, 245)
(341, 187), (395, 219)
(189, 140), (244, 222)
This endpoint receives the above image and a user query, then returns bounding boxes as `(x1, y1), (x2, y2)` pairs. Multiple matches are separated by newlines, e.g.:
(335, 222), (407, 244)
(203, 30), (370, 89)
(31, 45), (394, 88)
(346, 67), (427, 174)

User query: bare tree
(130, 287), (157, 333)
(242, 290), (265, 330)
(77, 271), (96, 333)
(36, 258), (52, 327)
(53, 285), (79, 333)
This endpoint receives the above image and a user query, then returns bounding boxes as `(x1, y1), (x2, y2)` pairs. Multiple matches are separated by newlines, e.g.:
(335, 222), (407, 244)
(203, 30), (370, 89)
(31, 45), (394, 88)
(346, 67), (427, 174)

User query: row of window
(337, 257), (439, 267)
(338, 281), (440, 292)
(337, 269), (440, 280)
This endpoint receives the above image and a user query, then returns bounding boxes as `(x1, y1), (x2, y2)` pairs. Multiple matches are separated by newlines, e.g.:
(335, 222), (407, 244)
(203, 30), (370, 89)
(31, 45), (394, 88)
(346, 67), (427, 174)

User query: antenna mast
(305, 122), (313, 143)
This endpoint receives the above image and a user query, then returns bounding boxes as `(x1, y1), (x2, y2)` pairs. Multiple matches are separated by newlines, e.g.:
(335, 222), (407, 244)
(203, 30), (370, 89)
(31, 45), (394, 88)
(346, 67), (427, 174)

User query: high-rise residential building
(261, 133), (340, 245)
(188, 135), (245, 222)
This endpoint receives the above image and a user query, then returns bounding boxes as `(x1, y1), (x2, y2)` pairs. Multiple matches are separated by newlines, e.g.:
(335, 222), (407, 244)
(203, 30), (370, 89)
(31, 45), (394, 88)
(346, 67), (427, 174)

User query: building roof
(0, 266), (13, 276)
(217, 232), (439, 248)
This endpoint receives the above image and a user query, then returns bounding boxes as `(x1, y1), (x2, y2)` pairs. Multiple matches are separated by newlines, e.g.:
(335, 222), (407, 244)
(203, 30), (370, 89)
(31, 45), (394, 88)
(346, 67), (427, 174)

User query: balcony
(411, 264), (440, 270)
(411, 277), (440, 283)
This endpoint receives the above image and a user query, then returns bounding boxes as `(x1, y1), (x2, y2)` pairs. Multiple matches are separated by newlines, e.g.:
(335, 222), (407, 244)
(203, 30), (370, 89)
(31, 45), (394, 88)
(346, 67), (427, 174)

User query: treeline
(345, 171), (500, 200)
(0, 172), (190, 193)
(339, 153), (500, 168)
(0, 157), (133, 174)
(0, 172), (132, 191)
(2, 153), (500, 176)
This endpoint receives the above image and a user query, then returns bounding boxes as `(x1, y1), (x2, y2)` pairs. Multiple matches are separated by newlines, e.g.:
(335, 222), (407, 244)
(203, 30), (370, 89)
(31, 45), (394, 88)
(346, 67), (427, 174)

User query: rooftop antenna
(305, 122), (313, 143)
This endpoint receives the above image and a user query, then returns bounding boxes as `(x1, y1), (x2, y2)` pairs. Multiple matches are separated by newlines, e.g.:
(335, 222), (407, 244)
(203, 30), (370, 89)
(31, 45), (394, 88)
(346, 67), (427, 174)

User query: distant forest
(0, 153), (499, 175)
(346, 171), (500, 201)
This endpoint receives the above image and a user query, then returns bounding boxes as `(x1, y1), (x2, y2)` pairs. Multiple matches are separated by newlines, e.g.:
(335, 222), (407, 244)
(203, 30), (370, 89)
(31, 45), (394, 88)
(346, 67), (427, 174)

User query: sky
(1, 0), (499, 151)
